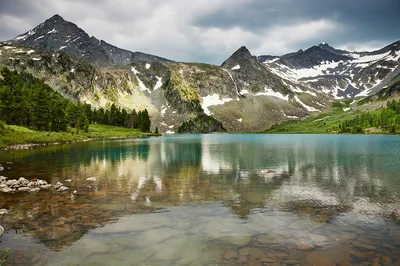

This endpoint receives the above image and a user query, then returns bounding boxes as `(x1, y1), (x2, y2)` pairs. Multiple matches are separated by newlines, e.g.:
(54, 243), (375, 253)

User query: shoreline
(0, 135), (160, 151)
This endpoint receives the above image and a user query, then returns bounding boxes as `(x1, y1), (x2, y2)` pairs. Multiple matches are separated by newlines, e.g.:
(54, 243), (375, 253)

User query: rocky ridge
(6, 14), (171, 67)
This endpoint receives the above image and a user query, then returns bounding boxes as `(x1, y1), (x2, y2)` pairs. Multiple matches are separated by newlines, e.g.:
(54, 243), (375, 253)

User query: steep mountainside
(260, 41), (400, 99)
(6, 14), (170, 67)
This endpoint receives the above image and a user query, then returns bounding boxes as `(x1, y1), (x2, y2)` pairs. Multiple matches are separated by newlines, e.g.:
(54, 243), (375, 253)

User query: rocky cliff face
(6, 14), (170, 67)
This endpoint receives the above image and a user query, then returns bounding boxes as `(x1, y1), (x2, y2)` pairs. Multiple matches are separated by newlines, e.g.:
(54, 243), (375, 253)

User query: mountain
(261, 41), (400, 99)
(6, 14), (171, 67)
(317, 42), (349, 55)
(277, 45), (353, 69)
(1, 14), (398, 133)
(0, 42), (331, 132)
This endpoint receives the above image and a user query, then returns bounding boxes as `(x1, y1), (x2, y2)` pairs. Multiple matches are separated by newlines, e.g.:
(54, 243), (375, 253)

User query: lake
(0, 134), (400, 265)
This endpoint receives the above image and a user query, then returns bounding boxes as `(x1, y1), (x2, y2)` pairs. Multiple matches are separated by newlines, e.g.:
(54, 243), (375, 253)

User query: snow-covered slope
(261, 41), (400, 99)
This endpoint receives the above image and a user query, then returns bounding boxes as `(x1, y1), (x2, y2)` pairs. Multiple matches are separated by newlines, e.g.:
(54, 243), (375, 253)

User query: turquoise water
(0, 134), (400, 265)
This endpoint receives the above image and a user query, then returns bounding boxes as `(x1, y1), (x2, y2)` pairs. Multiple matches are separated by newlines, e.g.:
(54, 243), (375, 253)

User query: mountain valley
(1, 14), (399, 133)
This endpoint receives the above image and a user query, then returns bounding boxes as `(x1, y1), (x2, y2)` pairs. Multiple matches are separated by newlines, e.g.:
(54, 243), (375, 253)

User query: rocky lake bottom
(0, 134), (400, 265)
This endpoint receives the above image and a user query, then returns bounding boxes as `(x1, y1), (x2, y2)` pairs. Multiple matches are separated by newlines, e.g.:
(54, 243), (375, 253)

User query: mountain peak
(7, 14), (171, 66)
(221, 46), (255, 67)
(233, 46), (252, 58)
(48, 14), (64, 21)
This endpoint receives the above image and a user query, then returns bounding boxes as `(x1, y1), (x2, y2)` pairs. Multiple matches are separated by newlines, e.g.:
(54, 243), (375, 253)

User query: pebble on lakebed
(0, 176), (69, 193)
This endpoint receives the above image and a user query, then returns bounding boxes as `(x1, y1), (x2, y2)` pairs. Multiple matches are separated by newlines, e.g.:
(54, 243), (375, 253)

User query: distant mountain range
(0, 14), (399, 133)
(258, 40), (400, 99)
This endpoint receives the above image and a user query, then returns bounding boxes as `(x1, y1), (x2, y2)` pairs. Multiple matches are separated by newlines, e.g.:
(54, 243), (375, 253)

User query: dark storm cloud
(0, 0), (399, 64)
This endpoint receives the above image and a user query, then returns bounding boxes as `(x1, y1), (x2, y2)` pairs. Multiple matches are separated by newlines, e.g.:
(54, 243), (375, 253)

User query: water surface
(0, 134), (400, 265)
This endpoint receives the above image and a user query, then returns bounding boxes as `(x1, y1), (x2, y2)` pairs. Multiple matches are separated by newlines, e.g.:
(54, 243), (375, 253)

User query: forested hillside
(0, 67), (152, 134)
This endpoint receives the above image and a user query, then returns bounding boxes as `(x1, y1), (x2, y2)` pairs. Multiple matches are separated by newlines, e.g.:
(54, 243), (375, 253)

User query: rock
(58, 186), (69, 192)
(307, 244), (351, 266)
(282, 260), (300, 265)
(223, 250), (239, 260)
(297, 242), (314, 251)
(27, 181), (39, 188)
(29, 188), (41, 192)
(51, 226), (71, 240)
(0, 225), (4, 237)
(6, 179), (17, 188)
(353, 241), (376, 251)
(40, 184), (52, 189)
(382, 243), (396, 250)
(381, 256), (392, 264)
(221, 235), (252, 246)
(65, 179), (72, 182)
(18, 187), (31, 192)
(17, 177), (29, 187)
(1, 187), (14, 193)
(0, 209), (8, 215)
(0, 176), (7, 183)
(86, 177), (97, 181)
(37, 180), (47, 186)
(54, 182), (63, 189)
(73, 190), (78, 195)
(0, 166), (4, 171)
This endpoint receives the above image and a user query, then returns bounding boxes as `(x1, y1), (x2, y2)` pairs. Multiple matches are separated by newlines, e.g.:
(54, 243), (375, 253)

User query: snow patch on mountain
(202, 94), (233, 115)
(154, 76), (162, 90)
(255, 87), (289, 101)
(231, 65), (240, 70)
(294, 96), (319, 112)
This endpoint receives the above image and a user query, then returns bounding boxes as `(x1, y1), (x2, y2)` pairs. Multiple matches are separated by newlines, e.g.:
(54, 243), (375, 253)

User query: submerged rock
(58, 186), (69, 192)
(86, 177), (97, 181)
(297, 242), (314, 251)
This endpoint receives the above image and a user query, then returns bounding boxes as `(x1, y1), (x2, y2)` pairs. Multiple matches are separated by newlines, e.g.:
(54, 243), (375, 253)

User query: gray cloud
(0, 0), (399, 64)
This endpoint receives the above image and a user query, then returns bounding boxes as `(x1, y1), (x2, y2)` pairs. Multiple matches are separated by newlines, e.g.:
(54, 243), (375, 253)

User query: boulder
(40, 184), (52, 189)
(1, 187), (14, 193)
(28, 181), (39, 188)
(58, 186), (69, 192)
(54, 182), (63, 189)
(37, 180), (47, 186)
(29, 188), (41, 192)
(18, 187), (31, 192)
(297, 242), (314, 251)
(6, 179), (17, 188)
(17, 177), (29, 187)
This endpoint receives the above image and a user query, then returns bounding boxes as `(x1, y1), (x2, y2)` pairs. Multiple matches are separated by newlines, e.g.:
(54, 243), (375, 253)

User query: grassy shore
(0, 124), (159, 149)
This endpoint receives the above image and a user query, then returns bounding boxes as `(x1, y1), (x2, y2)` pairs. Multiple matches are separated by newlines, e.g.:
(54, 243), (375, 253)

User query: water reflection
(1, 135), (400, 265)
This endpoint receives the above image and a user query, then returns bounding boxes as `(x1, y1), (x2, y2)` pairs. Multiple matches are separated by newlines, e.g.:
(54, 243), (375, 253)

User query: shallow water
(0, 134), (400, 265)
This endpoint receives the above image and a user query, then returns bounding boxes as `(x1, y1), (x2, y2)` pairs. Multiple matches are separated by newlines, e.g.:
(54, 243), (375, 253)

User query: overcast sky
(0, 0), (399, 64)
